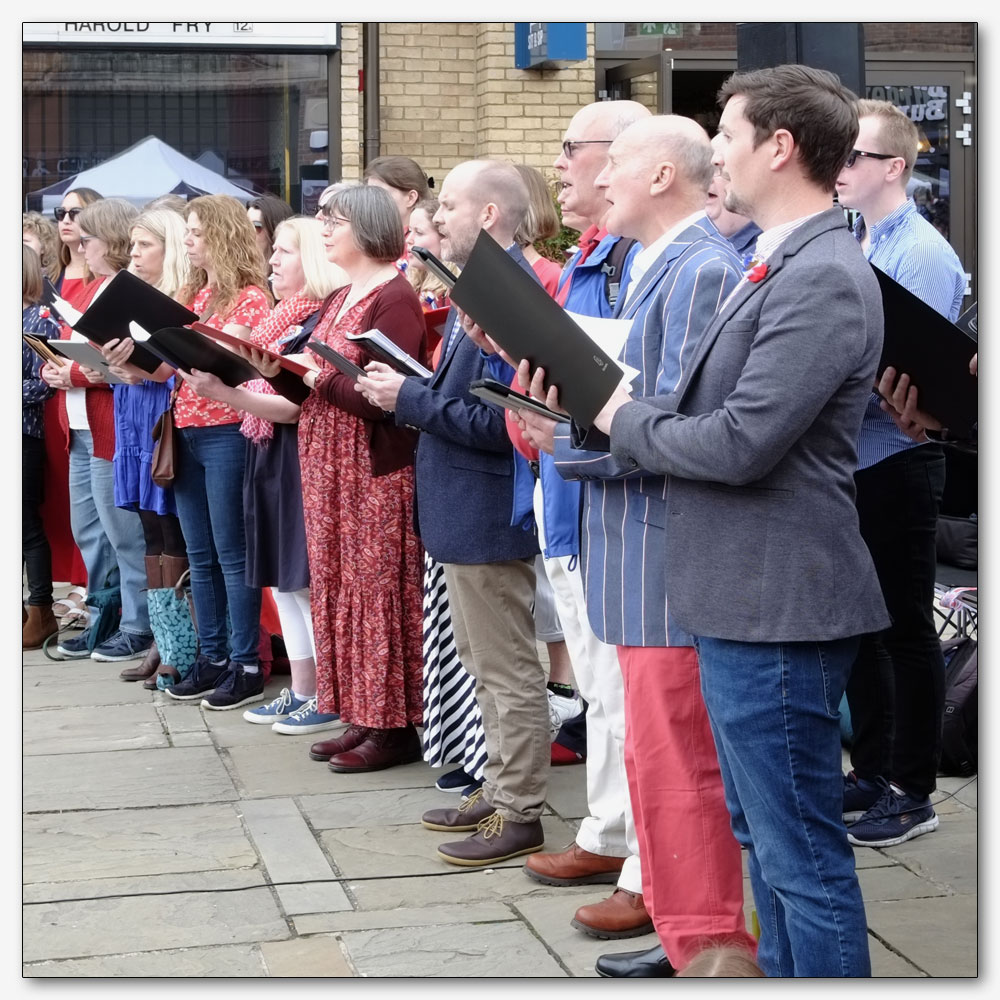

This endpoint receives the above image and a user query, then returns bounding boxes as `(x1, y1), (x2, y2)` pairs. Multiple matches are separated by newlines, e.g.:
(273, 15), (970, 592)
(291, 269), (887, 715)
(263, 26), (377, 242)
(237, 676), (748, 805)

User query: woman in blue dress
(105, 208), (191, 685)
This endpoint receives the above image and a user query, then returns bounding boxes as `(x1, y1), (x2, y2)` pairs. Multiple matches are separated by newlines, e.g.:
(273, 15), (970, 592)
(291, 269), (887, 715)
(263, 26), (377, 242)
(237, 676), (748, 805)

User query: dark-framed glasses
(54, 206), (83, 222)
(844, 149), (898, 169)
(561, 139), (614, 159)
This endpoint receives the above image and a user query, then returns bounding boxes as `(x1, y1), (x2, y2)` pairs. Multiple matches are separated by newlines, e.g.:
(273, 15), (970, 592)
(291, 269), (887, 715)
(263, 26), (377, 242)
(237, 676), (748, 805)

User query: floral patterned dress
(298, 280), (425, 728)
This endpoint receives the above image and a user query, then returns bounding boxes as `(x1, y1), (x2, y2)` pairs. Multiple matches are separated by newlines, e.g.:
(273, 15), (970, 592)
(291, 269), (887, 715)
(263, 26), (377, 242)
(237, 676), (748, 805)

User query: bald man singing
(516, 116), (758, 977)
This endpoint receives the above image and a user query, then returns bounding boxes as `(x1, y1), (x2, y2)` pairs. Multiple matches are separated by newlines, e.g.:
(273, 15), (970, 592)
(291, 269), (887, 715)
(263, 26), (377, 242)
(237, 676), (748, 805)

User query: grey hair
(324, 184), (405, 263)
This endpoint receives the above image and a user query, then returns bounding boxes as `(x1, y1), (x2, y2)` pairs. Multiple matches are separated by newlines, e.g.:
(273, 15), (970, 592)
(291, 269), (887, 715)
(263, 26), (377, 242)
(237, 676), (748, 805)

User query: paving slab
(23, 944), (266, 978)
(23, 747), (238, 812)
(24, 869), (265, 904)
(298, 786), (465, 830)
(338, 920), (567, 977)
(865, 894), (978, 978)
(291, 901), (516, 934)
(22, 703), (169, 755)
(201, 691), (344, 748)
(23, 660), (156, 709)
(857, 862), (951, 902)
(876, 824), (978, 894)
(23, 886), (290, 963)
(868, 936), (928, 978)
(543, 764), (590, 821)
(23, 803), (258, 885)
(259, 936), (353, 977)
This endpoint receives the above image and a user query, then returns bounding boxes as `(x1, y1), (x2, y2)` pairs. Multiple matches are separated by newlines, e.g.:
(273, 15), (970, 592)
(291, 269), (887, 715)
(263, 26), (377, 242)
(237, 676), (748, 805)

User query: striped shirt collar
(752, 210), (826, 265)
(852, 197), (914, 249)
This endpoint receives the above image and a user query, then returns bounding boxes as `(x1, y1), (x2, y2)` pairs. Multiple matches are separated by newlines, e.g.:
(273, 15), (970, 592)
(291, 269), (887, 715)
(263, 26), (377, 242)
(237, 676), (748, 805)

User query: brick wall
(339, 22), (363, 180)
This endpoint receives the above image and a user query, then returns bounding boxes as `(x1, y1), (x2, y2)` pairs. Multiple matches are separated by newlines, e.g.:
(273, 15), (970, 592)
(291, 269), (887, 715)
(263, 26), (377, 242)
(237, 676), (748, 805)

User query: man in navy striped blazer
(517, 114), (756, 978)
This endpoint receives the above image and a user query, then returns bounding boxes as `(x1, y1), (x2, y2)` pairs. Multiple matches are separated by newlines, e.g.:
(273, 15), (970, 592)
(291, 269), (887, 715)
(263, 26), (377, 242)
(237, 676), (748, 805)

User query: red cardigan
(54, 276), (117, 461)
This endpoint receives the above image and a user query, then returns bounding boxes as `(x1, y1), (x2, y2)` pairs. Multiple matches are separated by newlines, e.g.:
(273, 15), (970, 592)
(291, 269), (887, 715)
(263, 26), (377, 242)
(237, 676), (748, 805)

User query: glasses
(844, 149), (898, 169)
(561, 139), (614, 159)
(321, 215), (350, 230)
(78, 236), (96, 250)
(54, 207), (83, 222)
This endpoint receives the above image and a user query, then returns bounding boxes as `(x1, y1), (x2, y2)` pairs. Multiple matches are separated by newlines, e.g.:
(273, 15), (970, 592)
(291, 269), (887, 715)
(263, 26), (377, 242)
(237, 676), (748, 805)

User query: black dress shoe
(595, 943), (675, 978)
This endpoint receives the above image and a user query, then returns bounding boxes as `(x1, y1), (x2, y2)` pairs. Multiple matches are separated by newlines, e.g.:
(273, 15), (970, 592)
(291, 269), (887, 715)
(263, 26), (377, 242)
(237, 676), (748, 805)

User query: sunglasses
(561, 139), (614, 159)
(844, 149), (898, 169)
(54, 206), (83, 222)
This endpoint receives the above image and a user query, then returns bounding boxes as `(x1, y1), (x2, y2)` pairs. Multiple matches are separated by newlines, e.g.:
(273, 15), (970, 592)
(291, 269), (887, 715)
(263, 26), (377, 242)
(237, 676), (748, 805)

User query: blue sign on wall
(514, 22), (587, 69)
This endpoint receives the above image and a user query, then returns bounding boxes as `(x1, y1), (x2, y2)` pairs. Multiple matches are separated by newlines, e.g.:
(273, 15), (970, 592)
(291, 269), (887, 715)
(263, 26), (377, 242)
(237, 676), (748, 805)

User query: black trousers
(23, 433), (53, 606)
(846, 443), (947, 798)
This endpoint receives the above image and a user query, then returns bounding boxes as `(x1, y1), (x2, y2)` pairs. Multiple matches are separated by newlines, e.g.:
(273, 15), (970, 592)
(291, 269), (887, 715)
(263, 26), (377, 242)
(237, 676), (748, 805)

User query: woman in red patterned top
(299, 183), (429, 773)
(156, 195), (273, 710)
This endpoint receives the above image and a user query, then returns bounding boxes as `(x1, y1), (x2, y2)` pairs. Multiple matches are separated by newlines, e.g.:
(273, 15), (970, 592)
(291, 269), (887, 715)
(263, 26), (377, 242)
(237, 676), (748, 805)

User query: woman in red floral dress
(300, 184), (428, 773)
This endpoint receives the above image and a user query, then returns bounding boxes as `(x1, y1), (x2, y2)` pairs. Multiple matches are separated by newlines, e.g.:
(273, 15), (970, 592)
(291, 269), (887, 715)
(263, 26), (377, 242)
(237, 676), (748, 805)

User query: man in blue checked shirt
(834, 99), (967, 849)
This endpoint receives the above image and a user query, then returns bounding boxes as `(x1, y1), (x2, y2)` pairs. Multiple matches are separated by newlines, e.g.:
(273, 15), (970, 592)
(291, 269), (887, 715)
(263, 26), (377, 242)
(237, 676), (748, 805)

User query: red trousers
(617, 644), (757, 968)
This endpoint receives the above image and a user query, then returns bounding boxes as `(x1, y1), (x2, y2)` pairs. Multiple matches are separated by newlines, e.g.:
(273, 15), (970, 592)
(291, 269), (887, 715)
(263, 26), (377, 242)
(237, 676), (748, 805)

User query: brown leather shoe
(422, 787), (496, 832)
(572, 888), (655, 940)
(327, 725), (422, 773)
(437, 814), (544, 867)
(523, 842), (626, 886)
(121, 640), (160, 681)
(309, 724), (369, 762)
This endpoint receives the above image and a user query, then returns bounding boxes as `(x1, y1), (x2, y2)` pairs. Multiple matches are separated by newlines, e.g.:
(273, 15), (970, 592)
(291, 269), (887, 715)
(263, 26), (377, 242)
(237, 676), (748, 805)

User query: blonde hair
(676, 947), (765, 978)
(178, 195), (271, 318)
(23, 212), (61, 283)
(856, 98), (920, 183)
(129, 209), (191, 300)
(514, 164), (561, 246)
(77, 197), (140, 274)
(23, 245), (44, 304)
(406, 199), (455, 303)
(273, 216), (345, 300)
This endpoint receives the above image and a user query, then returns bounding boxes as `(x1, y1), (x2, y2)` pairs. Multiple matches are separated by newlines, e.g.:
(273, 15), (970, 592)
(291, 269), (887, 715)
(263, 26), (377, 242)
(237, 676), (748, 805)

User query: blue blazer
(394, 243), (540, 566)
(553, 217), (742, 646)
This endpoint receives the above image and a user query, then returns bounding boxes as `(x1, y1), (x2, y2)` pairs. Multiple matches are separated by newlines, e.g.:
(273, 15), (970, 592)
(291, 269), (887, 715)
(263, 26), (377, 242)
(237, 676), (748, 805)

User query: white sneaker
(548, 690), (583, 740)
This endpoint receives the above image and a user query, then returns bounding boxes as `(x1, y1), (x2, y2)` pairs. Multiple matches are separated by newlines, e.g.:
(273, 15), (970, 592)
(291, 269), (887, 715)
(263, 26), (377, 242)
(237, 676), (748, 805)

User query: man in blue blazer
(358, 160), (550, 867)
(517, 115), (756, 978)
(587, 66), (891, 976)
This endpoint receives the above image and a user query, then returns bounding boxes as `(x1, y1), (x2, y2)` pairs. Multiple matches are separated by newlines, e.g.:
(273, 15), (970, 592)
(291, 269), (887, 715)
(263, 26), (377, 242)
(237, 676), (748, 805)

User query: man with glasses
(834, 99), (966, 849)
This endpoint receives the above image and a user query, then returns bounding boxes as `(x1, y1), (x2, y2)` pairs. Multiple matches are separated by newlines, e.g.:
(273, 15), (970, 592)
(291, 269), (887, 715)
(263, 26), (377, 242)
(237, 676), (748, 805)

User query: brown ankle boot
(121, 640), (160, 681)
(23, 604), (59, 650)
(161, 555), (189, 589)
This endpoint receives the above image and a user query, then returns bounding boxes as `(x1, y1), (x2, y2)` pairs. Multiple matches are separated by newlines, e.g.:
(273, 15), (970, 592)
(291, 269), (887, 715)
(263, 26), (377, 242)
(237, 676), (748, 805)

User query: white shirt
(622, 211), (707, 309)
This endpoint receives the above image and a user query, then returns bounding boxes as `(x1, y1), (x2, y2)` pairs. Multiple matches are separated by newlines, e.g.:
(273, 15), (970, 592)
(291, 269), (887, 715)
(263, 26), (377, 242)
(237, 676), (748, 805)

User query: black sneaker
(843, 770), (882, 823)
(436, 767), (475, 793)
(165, 654), (229, 701)
(201, 663), (266, 711)
(56, 628), (93, 659)
(846, 778), (939, 848)
(91, 629), (154, 663)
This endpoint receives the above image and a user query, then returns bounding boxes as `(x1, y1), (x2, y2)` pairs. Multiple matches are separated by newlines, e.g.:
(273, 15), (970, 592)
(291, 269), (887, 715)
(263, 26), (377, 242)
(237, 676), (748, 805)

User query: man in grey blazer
(526, 65), (890, 977)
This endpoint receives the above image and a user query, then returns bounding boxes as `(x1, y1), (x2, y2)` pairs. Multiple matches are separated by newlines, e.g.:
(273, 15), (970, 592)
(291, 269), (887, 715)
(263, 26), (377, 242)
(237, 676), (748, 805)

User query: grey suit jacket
(609, 208), (891, 643)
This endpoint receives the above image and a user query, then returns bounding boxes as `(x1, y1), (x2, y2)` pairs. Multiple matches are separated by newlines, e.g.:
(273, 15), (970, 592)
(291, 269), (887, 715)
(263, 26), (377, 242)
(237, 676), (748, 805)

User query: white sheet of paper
(565, 310), (640, 388)
(128, 321), (152, 341)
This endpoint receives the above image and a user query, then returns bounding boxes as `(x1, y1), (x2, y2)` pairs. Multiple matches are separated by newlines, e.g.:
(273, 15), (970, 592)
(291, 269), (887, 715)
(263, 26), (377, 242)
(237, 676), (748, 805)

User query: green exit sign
(638, 22), (681, 36)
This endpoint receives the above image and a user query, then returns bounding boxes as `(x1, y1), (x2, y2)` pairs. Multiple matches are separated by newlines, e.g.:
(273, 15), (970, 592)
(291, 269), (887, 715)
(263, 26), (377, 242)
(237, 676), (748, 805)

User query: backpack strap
(601, 237), (637, 310)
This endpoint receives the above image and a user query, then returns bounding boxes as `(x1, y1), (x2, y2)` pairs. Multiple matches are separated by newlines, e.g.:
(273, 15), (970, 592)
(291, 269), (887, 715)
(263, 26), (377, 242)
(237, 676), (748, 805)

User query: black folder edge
(872, 266), (977, 437)
(409, 246), (457, 289)
(145, 327), (258, 389)
(469, 378), (571, 423)
(448, 230), (621, 428)
(307, 340), (366, 381)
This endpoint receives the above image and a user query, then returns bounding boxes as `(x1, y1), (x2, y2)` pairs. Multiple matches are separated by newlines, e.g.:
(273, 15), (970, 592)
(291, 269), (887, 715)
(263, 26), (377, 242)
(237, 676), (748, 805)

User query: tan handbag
(150, 393), (177, 489)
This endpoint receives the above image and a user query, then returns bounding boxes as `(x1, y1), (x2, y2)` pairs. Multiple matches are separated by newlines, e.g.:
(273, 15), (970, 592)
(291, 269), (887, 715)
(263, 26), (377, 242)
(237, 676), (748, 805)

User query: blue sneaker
(243, 687), (308, 725)
(846, 779), (939, 848)
(165, 654), (229, 701)
(201, 663), (266, 711)
(91, 629), (153, 663)
(842, 770), (882, 823)
(271, 696), (341, 735)
(56, 628), (93, 659)
(436, 767), (475, 793)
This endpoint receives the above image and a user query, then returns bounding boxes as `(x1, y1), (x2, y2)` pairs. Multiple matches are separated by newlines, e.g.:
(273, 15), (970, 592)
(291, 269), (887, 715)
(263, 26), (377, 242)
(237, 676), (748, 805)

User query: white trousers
(534, 481), (641, 893)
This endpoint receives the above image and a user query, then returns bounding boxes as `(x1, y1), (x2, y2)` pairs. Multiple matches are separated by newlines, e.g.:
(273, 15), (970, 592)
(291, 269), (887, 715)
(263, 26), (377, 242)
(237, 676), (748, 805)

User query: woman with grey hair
(298, 184), (429, 773)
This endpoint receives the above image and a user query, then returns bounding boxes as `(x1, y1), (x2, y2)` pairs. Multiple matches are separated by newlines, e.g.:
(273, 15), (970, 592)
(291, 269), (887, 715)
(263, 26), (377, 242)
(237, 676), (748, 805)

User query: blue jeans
(172, 424), (260, 664)
(69, 430), (150, 636)
(694, 635), (870, 978)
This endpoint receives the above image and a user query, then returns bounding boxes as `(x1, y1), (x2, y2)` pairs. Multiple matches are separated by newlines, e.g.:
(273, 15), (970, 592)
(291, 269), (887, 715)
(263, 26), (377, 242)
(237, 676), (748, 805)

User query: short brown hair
(855, 98), (919, 183)
(23, 245), (44, 304)
(323, 184), (405, 263)
(77, 197), (140, 273)
(363, 155), (430, 201)
(718, 64), (859, 192)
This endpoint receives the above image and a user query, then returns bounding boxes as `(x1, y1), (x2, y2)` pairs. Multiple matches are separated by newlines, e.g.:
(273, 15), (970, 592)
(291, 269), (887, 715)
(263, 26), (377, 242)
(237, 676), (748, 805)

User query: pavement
(21, 612), (978, 979)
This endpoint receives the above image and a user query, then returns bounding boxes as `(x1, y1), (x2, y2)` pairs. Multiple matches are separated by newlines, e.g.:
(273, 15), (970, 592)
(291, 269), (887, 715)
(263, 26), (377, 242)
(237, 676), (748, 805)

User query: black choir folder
(51, 269), (199, 374)
(872, 266), (978, 437)
(448, 230), (621, 427)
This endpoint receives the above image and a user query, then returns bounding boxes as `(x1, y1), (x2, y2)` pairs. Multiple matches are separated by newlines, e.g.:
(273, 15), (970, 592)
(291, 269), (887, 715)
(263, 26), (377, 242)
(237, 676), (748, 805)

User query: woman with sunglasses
(300, 184), (428, 773)
(41, 198), (156, 664)
(247, 195), (294, 277)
